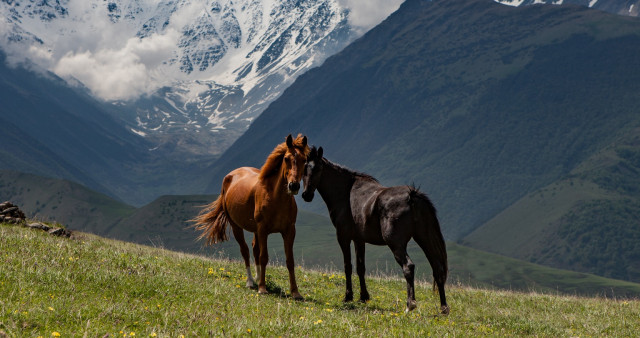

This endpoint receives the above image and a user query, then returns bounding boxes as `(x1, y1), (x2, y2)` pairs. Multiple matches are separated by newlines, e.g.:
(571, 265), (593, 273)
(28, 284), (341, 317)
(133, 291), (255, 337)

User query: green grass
(1, 223), (639, 336)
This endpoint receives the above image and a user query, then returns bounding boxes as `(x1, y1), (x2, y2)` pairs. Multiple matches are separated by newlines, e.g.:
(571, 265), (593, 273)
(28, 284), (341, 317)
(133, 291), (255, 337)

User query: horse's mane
(323, 157), (379, 183)
(259, 134), (310, 180)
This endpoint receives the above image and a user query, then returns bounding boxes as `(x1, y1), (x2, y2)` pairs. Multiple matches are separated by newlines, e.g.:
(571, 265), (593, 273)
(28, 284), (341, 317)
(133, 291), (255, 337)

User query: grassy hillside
(463, 127), (640, 282)
(1, 222), (638, 336)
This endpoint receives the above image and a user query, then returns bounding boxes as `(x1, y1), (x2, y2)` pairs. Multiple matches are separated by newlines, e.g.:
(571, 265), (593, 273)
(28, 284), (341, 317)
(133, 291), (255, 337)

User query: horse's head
(283, 134), (308, 195)
(302, 146), (323, 202)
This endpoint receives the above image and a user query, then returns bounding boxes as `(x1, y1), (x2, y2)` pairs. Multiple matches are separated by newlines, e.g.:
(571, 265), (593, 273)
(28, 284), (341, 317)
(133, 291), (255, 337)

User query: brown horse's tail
(408, 186), (448, 293)
(192, 194), (230, 245)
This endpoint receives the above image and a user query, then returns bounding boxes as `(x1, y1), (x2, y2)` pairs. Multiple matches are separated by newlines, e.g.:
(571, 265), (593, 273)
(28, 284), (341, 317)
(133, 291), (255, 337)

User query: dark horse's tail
(408, 186), (448, 294)
(192, 189), (230, 245)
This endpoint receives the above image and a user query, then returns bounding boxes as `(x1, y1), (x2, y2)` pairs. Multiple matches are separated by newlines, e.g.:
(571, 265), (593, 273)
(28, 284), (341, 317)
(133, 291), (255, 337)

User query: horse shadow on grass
(261, 281), (421, 315)
(259, 275), (447, 317)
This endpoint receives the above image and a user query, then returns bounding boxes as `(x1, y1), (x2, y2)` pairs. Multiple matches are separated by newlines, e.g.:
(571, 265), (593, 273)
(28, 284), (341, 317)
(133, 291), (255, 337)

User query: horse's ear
(317, 146), (323, 159)
(301, 135), (307, 147)
(309, 146), (317, 159)
(286, 134), (293, 148)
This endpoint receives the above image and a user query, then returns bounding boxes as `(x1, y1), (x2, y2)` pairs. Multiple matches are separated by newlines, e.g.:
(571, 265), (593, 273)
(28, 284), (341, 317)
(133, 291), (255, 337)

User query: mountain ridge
(496, 0), (640, 17)
(1, 0), (360, 159)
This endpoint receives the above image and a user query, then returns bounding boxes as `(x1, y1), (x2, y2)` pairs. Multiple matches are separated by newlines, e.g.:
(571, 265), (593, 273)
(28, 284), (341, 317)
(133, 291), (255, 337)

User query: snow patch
(130, 128), (147, 137)
(495, 0), (525, 6)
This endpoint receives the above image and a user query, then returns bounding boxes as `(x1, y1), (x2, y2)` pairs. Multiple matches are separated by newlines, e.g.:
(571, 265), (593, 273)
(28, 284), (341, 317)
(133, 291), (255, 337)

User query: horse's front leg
(354, 240), (370, 302)
(252, 235), (261, 285)
(337, 236), (353, 302)
(282, 228), (303, 300)
(256, 228), (269, 295)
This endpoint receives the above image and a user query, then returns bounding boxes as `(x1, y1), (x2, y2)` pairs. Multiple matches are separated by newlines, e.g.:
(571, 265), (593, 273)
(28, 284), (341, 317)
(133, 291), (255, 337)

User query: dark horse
(301, 146), (449, 314)
(194, 134), (309, 300)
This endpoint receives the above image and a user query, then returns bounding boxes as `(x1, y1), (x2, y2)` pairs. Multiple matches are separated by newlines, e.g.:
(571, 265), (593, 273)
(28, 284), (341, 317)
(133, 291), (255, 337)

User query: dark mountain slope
(205, 0), (640, 239)
(462, 126), (640, 282)
(0, 53), (214, 205)
(0, 116), (108, 194)
(0, 53), (151, 200)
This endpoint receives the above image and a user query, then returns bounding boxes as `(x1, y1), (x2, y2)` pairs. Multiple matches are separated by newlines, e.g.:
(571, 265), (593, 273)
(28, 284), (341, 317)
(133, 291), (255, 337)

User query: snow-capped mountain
(0, 0), (373, 158)
(496, 0), (640, 17)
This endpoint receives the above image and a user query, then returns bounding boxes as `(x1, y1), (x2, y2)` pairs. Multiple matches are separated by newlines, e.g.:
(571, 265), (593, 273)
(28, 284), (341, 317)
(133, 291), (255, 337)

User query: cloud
(53, 30), (180, 101)
(338, 0), (404, 32)
(1, 0), (182, 101)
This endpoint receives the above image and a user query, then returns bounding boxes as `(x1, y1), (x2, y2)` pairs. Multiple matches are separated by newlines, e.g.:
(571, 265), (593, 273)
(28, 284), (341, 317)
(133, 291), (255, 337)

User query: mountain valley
(2, 0), (640, 289)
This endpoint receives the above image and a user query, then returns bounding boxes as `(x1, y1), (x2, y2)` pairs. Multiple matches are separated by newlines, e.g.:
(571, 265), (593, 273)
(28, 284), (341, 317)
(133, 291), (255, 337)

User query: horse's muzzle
(288, 182), (300, 195)
(301, 190), (314, 202)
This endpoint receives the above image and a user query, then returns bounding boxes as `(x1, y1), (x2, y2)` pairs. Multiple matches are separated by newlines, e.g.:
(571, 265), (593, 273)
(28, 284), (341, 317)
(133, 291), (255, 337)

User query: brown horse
(193, 134), (309, 299)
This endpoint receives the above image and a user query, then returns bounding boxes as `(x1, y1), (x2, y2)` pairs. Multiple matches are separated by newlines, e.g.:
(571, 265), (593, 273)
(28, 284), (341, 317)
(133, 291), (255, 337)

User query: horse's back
(358, 185), (420, 245)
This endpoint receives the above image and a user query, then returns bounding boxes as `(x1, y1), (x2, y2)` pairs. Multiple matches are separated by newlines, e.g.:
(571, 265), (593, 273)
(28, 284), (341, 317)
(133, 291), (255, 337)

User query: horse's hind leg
(388, 242), (417, 312)
(231, 225), (255, 288)
(414, 221), (449, 314)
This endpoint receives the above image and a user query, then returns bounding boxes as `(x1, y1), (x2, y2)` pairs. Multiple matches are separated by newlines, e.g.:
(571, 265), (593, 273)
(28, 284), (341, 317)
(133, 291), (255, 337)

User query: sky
(1, 0), (404, 101)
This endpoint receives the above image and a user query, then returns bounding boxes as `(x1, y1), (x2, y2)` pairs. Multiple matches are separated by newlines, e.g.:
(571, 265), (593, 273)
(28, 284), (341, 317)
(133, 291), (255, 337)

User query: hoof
(291, 292), (304, 301)
(246, 280), (256, 289)
(440, 305), (450, 315)
(359, 292), (370, 303)
(405, 300), (417, 313)
(258, 287), (268, 295)
(343, 293), (354, 303)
